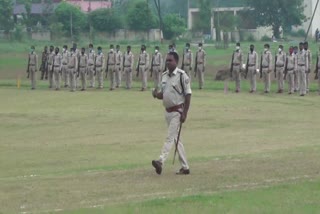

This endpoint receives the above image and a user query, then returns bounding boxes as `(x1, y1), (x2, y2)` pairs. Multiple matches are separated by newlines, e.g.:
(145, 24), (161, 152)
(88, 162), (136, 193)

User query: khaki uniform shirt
(248, 51), (258, 68)
(261, 50), (272, 70)
(276, 52), (286, 67)
(138, 51), (150, 68)
(123, 51), (134, 69)
(183, 50), (193, 68)
(95, 53), (105, 68)
(79, 54), (88, 68)
(61, 51), (69, 65)
(232, 50), (243, 65)
(107, 50), (116, 65)
(287, 54), (296, 71)
(296, 50), (309, 71)
(28, 52), (38, 70)
(47, 51), (55, 65)
(68, 53), (78, 69)
(53, 53), (62, 69)
(161, 68), (192, 108)
(195, 49), (206, 65)
(88, 50), (95, 66)
(116, 50), (122, 66)
(152, 52), (163, 67)
(317, 53), (320, 68)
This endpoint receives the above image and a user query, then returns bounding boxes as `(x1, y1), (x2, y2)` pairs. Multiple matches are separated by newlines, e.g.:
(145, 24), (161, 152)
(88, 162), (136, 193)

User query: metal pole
(305, 0), (320, 41)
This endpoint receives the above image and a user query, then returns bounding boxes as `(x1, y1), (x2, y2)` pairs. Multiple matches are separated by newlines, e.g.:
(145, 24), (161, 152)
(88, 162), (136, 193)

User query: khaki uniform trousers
(294, 70), (300, 91)
(139, 65), (147, 89)
(318, 69), (320, 93)
(53, 67), (61, 90)
(197, 64), (204, 89)
(62, 64), (69, 87)
(96, 67), (104, 89)
(108, 65), (116, 90)
(248, 66), (256, 91)
(69, 68), (76, 92)
(306, 71), (310, 92)
(29, 65), (36, 89)
(184, 66), (192, 82)
(115, 65), (122, 87)
(297, 65), (307, 95)
(276, 67), (285, 91)
(159, 111), (189, 170)
(79, 67), (87, 90)
(287, 70), (295, 93)
(88, 65), (95, 87)
(48, 65), (54, 88)
(262, 68), (271, 92)
(232, 65), (241, 91)
(124, 67), (132, 89)
(152, 65), (161, 89)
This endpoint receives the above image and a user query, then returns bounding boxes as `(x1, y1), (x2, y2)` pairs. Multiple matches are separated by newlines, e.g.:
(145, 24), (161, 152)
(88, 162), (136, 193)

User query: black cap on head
(127, 45), (131, 49)
(116, 45), (120, 48)
(250, 44), (254, 48)
(155, 46), (159, 50)
(304, 41), (308, 45)
(110, 44), (114, 48)
(299, 42), (304, 46)
(97, 46), (102, 50)
(81, 47), (85, 51)
(186, 43), (190, 47)
(63, 45), (67, 49)
(264, 44), (270, 48)
(236, 42), (240, 46)
(89, 44), (93, 48)
(31, 45), (35, 49)
(198, 43), (203, 47)
(279, 45), (284, 49)
(141, 44), (146, 49)
(55, 47), (59, 52)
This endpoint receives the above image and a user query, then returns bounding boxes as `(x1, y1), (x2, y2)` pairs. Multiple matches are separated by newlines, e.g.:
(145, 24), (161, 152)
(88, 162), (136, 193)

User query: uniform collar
(168, 67), (178, 77)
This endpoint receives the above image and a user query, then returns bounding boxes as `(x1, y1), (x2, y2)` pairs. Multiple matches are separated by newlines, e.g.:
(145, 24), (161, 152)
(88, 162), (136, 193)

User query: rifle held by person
(181, 52), (185, 70)
(315, 53), (319, 80)
(230, 52), (234, 78)
(274, 51), (277, 78)
(260, 52), (263, 79)
(284, 56), (288, 80)
(136, 54), (141, 77)
(27, 54), (30, 78)
(194, 54), (198, 78)
(150, 54), (154, 78)
(245, 53), (249, 79)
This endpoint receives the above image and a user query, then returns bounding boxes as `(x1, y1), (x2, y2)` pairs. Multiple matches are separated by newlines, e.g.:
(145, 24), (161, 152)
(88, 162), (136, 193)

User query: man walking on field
(152, 52), (191, 175)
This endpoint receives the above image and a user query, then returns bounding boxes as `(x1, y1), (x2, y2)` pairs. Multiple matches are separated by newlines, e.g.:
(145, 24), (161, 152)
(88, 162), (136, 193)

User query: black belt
(124, 65), (131, 67)
(298, 64), (305, 66)
(166, 104), (184, 113)
(287, 68), (294, 71)
(54, 65), (60, 67)
(262, 66), (269, 68)
(29, 64), (35, 66)
(68, 66), (74, 69)
(152, 64), (160, 66)
(233, 63), (240, 66)
(139, 64), (145, 65)
(80, 66), (86, 68)
(116, 64), (120, 65)
(96, 65), (102, 67)
(276, 65), (284, 68)
(108, 64), (114, 66)
(248, 64), (255, 66)
(184, 64), (190, 66)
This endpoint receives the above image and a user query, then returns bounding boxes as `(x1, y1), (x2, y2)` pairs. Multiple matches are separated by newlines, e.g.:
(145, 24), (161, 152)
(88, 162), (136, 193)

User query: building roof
(67, 1), (112, 13)
(13, 3), (58, 15)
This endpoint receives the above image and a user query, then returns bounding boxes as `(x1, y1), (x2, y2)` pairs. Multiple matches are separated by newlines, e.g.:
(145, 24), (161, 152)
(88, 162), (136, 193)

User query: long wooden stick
(172, 122), (183, 165)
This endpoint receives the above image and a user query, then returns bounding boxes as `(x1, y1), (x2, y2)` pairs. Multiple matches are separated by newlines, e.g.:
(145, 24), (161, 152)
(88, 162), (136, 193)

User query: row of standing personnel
(231, 42), (320, 96)
(27, 43), (207, 91)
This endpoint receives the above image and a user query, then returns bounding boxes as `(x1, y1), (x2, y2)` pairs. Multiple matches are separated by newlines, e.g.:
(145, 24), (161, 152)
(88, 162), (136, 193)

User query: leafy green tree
(0, 0), (14, 34)
(246, 0), (306, 38)
(88, 8), (123, 32)
(53, 2), (87, 37)
(126, 1), (157, 31)
(163, 14), (186, 39)
(193, 0), (211, 34)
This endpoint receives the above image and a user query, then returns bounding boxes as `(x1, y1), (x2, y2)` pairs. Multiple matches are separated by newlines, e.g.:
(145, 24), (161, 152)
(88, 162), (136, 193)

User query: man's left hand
(180, 112), (187, 123)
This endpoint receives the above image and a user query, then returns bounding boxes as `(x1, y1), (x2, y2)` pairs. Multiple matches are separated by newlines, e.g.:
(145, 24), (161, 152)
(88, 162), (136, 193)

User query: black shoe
(300, 94), (305, 96)
(152, 160), (162, 175)
(176, 168), (190, 175)
(81, 88), (85, 91)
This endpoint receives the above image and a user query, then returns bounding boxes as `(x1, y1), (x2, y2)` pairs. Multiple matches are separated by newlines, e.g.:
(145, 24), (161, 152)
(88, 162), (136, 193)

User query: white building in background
(188, 0), (320, 41)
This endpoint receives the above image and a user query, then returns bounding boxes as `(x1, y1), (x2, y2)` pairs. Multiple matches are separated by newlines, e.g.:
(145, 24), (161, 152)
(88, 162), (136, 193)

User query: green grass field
(1, 41), (320, 213)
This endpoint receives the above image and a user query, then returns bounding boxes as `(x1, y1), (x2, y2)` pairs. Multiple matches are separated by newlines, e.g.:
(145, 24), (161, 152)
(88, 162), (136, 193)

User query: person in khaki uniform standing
(40, 46), (48, 80)
(72, 43), (81, 88)
(195, 43), (206, 89)
(296, 42), (309, 96)
(79, 48), (88, 91)
(61, 45), (69, 88)
(286, 47), (297, 94)
(95, 47), (105, 89)
(293, 46), (299, 92)
(150, 46), (163, 89)
(47, 45), (55, 88)
(304, 42), (312, 93)
(151, 52), (191, 175)
(247, 44), (258, 93)
(115, 45), (123, 88)
(261, 44), (273, 93)
(106, 44), (117, 91)
(87, 44), (95, 88)
(27, 46), (38, 90)
(275, 45), (286, 93)
(182, 43), (193, 78)
(123, 46), (134, 89)
(53, 47), (62, 91)
(231, 42), (243, 93)
(136, 45), (149, 91)
(68, 48), (78, 92)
